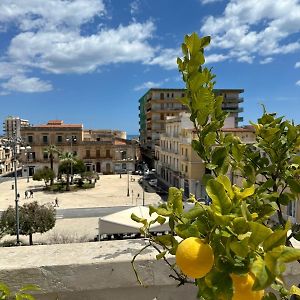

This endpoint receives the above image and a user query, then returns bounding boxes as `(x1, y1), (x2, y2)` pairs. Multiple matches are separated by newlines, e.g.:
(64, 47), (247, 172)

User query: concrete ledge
(1, 239), (299, 299)
(0, 239), (198, 299)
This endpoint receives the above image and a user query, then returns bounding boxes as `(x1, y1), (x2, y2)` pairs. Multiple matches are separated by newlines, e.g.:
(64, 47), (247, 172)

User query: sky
(0, 0), (299, 135)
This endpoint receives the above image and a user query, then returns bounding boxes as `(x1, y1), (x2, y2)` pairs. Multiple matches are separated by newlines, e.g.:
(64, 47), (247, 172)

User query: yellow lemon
(231, 273), (264, 300)
(175, 237), (214, 278)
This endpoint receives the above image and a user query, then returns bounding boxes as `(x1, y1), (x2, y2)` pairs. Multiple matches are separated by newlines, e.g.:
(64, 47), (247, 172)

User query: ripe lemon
(175, 237), (214, 278)
(231, 273), (264, 300)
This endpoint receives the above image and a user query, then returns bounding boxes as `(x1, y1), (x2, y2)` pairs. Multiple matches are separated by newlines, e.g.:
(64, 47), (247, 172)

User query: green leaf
(233, 217), (249, 234)
(216, 175), (234, 199)
(263, 228), (288, 252)
(175, 223), (199, 239)
(251, 256), (273, 290)
(182, 206), (205, 220)
(185, 32), (201, 55)
(287, 178), (300, 194)
(204, 132), (216, 150)
(20, 285), (40, 292)
(131, 213), (147, 225)
(279, 246), (300, 263)
(239, 185), (255, 199)
(154, 234), (175, 247)
(211, 146), (228, 174)
(206, 179), (232, 214)
(290, 285), (300, 296)
(15, 293), (36, 300)
(199, 36), (211, 48)
(149, 205), (172, 217)
(248, 222), (273, 248)
(0, 283), (10, 296)
(167, 187), (184, 214)
(156, 216), (166, 225)
(230, 237), (249, 258)
(156, 251), (167, 260)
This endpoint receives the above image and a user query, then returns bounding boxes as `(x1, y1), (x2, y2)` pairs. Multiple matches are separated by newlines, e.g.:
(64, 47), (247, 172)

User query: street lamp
(20, 146), (31, 183)
(0, 133), (27, 245)
(66, 136), (76, 184)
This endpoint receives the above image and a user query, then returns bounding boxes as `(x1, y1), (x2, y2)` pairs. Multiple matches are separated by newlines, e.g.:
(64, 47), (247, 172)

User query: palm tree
(45, 145), (60, 185)
(59, 152), (76, 191)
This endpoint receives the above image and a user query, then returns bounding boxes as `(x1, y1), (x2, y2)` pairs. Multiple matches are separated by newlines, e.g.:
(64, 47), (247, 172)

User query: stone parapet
(0, 239), (197, 299)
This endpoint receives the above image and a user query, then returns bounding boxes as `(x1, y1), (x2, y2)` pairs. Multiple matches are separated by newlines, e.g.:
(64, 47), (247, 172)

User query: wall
(0, 239), (198, 300)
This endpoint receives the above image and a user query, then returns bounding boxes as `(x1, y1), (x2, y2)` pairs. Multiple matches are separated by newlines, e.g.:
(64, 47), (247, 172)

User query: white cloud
(206, 53), (228, 63)
(2, 75), (52, 93)
(295, 62), (300, 68)
(201, 0), (300, 62)
(130, 0), (140, 15)
(0, 0), (105, 31)
(134, 81), (161, 91)
(7, 21), (156, 74)
(260, 57), (273, 64)
(147, 48), (180, 70)
(134, 78), (171, 91)
(296, 80), (300, 86)
(201, 0), (223, 4)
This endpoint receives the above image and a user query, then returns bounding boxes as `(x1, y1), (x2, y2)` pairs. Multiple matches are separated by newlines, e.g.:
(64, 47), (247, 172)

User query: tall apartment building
(20, 120), (139, 175)
(139, 88), (244, 167)
(154, 113), (255, 199)
(3, 116), (29, 138)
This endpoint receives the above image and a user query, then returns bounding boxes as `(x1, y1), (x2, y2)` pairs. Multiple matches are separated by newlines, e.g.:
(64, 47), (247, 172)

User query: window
(42, 135), (48, 144)
(28, 136), (33, 143)
(185, 165), (188, 173)
(57, 136), (62, 143)
(43, 152), (48, 159)
(96, 149), (100, 158)
(86, 150), (90, 158)
(122, 163), (126, 170)
(106, 149), (110, 157)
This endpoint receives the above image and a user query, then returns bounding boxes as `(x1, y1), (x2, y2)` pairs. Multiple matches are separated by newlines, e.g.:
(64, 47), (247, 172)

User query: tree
(132, 33), (300, 299)
(32, 167), (55, 187)
(58, 152), (77, 191)
(0, 201), (56, 245)
(45, 144), (60, 185)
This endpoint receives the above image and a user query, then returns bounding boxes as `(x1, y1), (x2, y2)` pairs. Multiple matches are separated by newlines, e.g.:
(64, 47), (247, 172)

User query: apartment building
(3, 116), (29, 138)
(0, 139), (14, 175)
(20, 120), (139, 175)
(155, 113), (256, 199)
(139, 88), (244, 167)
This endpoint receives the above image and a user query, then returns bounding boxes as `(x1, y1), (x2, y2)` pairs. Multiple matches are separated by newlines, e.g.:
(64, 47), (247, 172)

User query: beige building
(19, 120), (139, 176)
(155, 113), (256, 199)
(139, 88), (244, 168)
(0, 139), (14, 175)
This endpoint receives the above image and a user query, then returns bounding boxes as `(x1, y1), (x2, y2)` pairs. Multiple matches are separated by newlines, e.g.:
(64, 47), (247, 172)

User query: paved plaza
(0, 174), (164, 245)
(0, 174), (162, 210)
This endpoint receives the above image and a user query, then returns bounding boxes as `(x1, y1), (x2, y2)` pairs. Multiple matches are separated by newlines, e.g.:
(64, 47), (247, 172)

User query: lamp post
(21, 146), (31, 183)
(127, 170), (130, 197)
(1, 133), (27, 245)
(66, 137), (76, 183)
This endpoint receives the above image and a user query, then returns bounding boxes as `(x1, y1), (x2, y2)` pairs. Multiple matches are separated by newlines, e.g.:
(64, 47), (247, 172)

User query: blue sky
(0, 0), (299, 135)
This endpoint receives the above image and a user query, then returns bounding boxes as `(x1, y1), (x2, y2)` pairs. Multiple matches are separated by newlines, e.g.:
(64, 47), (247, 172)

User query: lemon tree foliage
(131, 33), (300, 300)
(0, 282), (40, 300)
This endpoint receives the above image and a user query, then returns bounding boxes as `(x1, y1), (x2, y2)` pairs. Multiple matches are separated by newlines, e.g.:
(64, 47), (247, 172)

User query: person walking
(54, 197), (59, 207)
(29, 190), (34, 198)
(24, 190), (28, 199)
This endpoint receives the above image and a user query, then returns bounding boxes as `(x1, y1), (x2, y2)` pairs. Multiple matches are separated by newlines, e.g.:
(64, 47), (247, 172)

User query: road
(55, 206), (130, 219)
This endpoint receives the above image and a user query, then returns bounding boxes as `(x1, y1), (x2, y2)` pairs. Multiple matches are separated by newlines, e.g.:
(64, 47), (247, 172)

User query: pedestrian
(30, 190), (33, 198)
(24, 190), (28, 199)
(54, 197), (59, 207)
(17, 193), (20, 199)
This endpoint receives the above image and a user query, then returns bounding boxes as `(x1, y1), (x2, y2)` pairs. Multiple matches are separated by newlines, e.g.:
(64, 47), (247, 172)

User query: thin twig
(131, 243), (151, 285)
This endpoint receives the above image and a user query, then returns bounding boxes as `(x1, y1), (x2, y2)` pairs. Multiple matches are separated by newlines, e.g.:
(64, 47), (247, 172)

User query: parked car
(149, 179), (158, 187)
